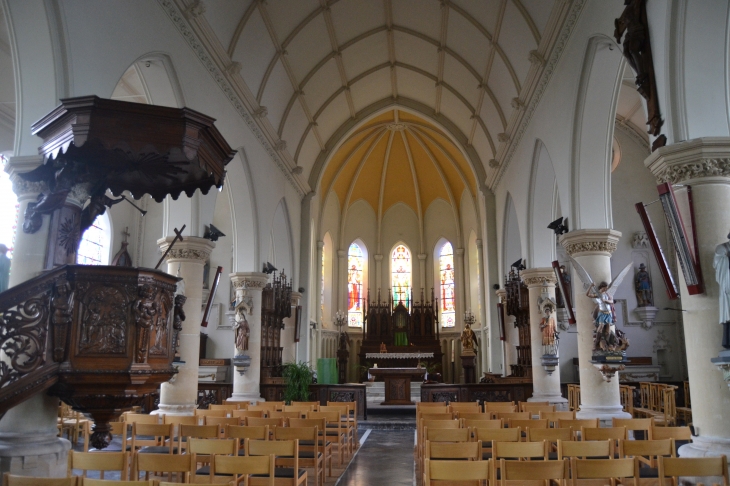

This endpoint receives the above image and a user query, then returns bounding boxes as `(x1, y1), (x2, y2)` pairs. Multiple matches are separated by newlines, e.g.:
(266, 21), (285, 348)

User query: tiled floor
(336, 429), (415, 486)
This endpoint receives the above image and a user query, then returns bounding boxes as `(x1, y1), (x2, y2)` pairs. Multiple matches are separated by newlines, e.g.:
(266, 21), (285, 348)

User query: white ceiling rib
(175, 0), (567, 192)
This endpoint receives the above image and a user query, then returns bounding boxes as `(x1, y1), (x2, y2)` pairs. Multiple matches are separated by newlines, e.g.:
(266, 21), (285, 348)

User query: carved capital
(520, 267), (557, 288)
(230, 272), (269, 292)
(645, 137), (730, 185)
(157, 236), (214, 264)
(374, 254), (383, 262)
(559, 229), (621, 257)
(495, 288), (507, 302)
(11, 179), (46, 197)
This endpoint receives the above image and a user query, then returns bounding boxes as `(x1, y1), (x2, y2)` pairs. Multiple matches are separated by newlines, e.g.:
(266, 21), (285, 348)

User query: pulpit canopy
(24, 96), (236, 202)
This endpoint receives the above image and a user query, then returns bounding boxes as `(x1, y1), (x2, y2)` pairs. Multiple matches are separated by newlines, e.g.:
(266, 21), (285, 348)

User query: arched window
(391, 244), (411, 310)
(439, 241), (456, 327)
(77, 213), (111, 265)
(347, 242), (365, 327)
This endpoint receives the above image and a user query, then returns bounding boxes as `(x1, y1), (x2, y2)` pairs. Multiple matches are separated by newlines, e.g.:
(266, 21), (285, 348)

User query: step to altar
(365, 381), (421, 404)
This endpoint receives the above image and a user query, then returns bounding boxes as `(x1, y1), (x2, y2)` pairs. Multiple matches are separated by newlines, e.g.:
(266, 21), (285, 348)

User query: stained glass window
(440, 241), (455, 327)
(77, 214), (110, 265)
(347, 242), (364, 327)
(391, 244), (411, 310)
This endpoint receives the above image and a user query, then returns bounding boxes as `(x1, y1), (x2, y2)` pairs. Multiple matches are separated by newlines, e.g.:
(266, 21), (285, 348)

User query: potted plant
(357, 362), (374, 383)
(420, 361), (442, 383)
(281, 361), (314, 404)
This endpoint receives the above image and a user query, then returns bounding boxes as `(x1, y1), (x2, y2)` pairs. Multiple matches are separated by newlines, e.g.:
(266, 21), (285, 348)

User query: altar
(368, 367), (426, 405)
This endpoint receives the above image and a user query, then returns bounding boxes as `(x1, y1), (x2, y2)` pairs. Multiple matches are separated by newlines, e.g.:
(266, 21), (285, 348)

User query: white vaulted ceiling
(181, 0), (568, 193)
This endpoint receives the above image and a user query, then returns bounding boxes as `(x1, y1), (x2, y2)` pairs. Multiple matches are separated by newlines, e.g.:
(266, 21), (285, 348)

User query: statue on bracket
(634, 263), (653, 307)
(714, 232), (730, 349)
(571, 258), (633, 358)
(460, 323), (478, 355)
(233, 299), (251, 353)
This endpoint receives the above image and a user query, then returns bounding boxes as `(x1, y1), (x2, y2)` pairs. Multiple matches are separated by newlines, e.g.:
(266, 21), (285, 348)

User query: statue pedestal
(460, 352), (477, 384)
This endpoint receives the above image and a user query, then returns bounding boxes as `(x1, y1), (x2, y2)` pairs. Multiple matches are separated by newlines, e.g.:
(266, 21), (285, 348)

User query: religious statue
(233, 300), (251, 353)
(51, 280), (74, 362)
(172, 294), (186, 358)
(133, 284), (159, 363)
(539, 298), (557, 347)
(634, 263), (653, 307)
(460, 323), (478, 355)
(571, 258), (633, 356)
(714, 232), (730, 348)
(379, 342), (387, 353)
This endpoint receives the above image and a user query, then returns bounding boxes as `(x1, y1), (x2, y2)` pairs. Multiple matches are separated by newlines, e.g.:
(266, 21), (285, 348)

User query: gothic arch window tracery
(391, 244), (411, 310)
(77, 213), (111, 265)
(347, 241), (366, 328)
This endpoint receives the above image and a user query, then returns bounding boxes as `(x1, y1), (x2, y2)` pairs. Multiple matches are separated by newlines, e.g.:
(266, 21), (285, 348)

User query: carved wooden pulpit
(0, 96), (235, 448)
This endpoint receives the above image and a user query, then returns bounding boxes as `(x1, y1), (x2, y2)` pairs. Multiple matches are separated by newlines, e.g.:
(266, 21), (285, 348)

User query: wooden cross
(155, 224), (186, 270)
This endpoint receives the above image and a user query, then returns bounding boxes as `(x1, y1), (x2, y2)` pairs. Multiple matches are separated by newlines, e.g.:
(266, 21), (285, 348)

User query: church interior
(0, 0), (729, 482)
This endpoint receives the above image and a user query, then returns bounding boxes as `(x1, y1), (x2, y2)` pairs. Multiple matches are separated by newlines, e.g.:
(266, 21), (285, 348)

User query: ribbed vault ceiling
(321, 109), (475, 220)
(196, 0), (565, 191)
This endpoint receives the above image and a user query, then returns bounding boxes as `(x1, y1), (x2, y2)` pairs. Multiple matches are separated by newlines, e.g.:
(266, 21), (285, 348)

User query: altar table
(368, 367), (426, 405)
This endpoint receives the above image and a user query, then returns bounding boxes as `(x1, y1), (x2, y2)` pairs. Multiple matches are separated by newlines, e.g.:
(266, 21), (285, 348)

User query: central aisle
(336, 430), (415, 486)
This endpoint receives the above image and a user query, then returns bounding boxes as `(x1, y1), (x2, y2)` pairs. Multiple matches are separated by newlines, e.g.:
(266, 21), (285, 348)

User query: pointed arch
(527, 139), (560, 267)
(346, 239), (368, 328)
(269, 198), (295, 281)
(390, 242), (412, 309)
(111, 52), (186, 108)
(434, 238), (456, 328)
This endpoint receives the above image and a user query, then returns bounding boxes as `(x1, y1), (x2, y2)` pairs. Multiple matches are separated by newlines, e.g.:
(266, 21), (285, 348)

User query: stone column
(374, 254), (383, 292)
(476, 239), (489, 372)
(560, 230), (630, 423)
(315, 241), (324, 327)
(6, 156), (48, 286)
(337, 249), (347, 313)
(495, 288), (507, 375)
(455, 248), (466, 326)
(229, 272), (269, 403)
(521, 268), (568, 408)
(155, 236), (214, 415)
(418, 253), (427, 290)
(0, 157), (69, 478)
(645, 138), (730, 457)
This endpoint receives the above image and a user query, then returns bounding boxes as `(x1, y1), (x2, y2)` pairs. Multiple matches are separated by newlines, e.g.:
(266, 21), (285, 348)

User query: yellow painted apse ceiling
(320, 110), (476, 218)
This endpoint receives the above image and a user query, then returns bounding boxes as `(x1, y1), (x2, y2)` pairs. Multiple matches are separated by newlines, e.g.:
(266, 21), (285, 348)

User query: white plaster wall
(425, 198), (458, 291)
(342, 199), (376, 295)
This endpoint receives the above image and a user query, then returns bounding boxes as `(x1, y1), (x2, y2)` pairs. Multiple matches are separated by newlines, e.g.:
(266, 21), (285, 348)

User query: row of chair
(422, 456), (729, 485)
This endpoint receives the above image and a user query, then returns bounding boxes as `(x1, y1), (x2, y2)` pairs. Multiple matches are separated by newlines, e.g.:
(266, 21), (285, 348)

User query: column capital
(337, 249), (346, 258)
(520, 267), (557, 288)
(291, 291), (302, 305)
(495, 288), (507, 301)
(455, 248), (465, 256)
(374, 254), (383, 261)
(230, 272), (269, 290)
(646, 137), (730, 185)
(476, 239), (483, 249)
(559, 229), (621, 257)
(417, 253), (427, 261)
(317, 240), (325, 249)
(157, 236), (214, 264)
(6, 155), (46, 197)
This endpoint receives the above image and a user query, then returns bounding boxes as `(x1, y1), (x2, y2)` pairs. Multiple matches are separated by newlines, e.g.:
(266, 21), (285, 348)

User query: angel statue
(571, 258), (633, 357)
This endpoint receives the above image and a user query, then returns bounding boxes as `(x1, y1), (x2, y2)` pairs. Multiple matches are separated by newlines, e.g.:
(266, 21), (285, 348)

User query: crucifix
(155, 224), (186, 270)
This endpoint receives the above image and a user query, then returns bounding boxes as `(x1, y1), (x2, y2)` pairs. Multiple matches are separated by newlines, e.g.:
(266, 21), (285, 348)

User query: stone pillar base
(679, 435), (730, 459)
(152, 404), (196, 416)
(576, 405), (631, 426)
(528, 394), (569, 410)
(0, 433), (70, 478)
(229, 392), (265, 404)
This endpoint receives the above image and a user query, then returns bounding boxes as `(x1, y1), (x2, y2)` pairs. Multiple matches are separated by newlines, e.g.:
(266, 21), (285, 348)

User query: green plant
(282, 361), (314, 404)
(357, 362), (373, 382)
(419, 361), (441, 374)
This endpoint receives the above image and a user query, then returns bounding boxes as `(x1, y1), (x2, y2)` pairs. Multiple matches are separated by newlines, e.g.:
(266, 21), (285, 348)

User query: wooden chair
(283, 405), (314, 414)
(274, 427), (324, 486)
(223, 399), (250, 409)
(123, 414), (161, 425)
(213, 455), (275, 486)
(499, 458), (568, 485)
(246, 417), (285, 428)
(567, 384), (581, 412)
(134, 452), (191, 482)
(473, 427), (521, 460)
(618, 438), (674, 474)
(68, 450), (129, 480)
(308, 410), (348, 465)
(521, 404), (556, 417)
(81, 480), (153, 486)
(226, 425), (269, 456)
(233, 410), (265, 421)
(613, 417), (654, 440)
(425, 440), (480, 461)
(288, 418), (333, 478)
(194, 409), (229, 418)
(319, 404), (355, 454)
(293, 401), (320, 410)
(419, 428), (471, 471)
(3, 475), (78, 486)
(459, 412), (491, 422)
(634, 382), (653, 418)
(570, 457), (638, 485)
(270, 411), (306, 423)
(508, 418), (548, 430)
(620, 385), (635, 416)
(449, 402), (481, 416)
(492, 441), (547, 482)
(462, 418), (503, 432)
(558, 419), (599, 440)
(658, 456), (729, 486)
(204, 416), (241, 438)
(484, 402), (517, 416)
(416, 419), (460, 464)
(526, 428), (572, 457)
(209, 404), (241, 411)
(246, 439), (307, 486)
(130, 423), (176, 455)
(650, 426), (692, 456)
(328, 400), (358, 447)
(581, 426), (627, 454)
(188, 438), (238, 483)
(164, 415), (200, 427)
(495, 412), (530, 422)
(540, 410), (576, 427)
(654, 387), (677, 427)
(179, 425), (220, 453)
(419, 412), (456, 421)
(557, 439), (613, 460)
(423, 458), (490, 485)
